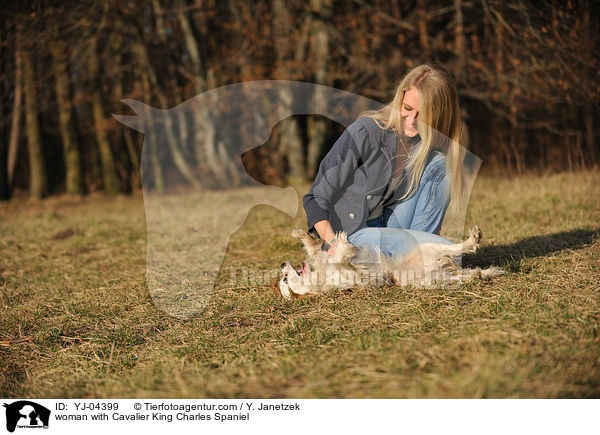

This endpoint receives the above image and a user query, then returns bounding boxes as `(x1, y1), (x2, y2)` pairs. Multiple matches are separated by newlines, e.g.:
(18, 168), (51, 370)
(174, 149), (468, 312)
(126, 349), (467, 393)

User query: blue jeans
(348, 153), (453, 258)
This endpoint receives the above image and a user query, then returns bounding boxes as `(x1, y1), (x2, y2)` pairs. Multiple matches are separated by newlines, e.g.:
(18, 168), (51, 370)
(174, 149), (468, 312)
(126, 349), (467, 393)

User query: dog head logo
(113, 80), (481, 318)
(3, 401), (50, 433)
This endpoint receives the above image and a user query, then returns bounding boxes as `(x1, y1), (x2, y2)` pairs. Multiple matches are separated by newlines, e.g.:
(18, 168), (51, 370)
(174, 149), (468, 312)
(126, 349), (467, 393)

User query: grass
(0, 170), (599, 398)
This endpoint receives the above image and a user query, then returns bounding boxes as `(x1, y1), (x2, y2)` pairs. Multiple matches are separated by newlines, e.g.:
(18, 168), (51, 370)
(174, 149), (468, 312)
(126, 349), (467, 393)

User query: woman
(303, 64), (467, 258)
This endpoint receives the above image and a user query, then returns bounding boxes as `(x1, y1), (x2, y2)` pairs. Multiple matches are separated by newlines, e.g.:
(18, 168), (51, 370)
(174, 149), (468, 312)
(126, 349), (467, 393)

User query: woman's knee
(422, 152), (447, 182)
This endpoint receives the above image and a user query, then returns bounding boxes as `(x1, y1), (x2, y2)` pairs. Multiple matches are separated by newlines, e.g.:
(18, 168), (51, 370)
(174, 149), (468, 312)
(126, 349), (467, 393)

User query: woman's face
(401, 87), (420, 137)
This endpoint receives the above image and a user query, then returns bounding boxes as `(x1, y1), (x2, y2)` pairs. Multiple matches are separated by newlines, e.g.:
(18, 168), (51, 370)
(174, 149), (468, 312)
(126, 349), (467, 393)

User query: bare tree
(50, 37), (84, 195)
(7, 27), (23, 191)
(132, 34), (201, 190)
(454, 0), (465, 82)
(88, 37), (120, 194)
(22, 39), (48, 199)
(111, 21), (141, 190)
(306, 0), (332, 178)
(2, 0), (598, 199)
(176, 0), (236, 186)
(272, 0), (306, 183)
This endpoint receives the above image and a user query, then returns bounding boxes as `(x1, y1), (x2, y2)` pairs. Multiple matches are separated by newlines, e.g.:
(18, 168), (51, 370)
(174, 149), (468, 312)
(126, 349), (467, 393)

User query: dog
(278, 226), (505, 299)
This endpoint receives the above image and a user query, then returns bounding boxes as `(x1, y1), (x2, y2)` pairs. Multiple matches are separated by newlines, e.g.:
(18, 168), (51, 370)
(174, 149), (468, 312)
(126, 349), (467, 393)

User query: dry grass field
(1, 171), (599, 398)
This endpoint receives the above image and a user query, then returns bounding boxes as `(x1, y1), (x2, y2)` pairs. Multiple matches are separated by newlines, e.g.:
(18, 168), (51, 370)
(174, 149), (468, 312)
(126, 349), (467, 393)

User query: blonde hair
(361, 64), (466, 209)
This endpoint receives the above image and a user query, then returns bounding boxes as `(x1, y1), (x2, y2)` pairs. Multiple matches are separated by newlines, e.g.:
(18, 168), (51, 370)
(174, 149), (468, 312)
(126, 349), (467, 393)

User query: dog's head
(278, 261), (310, 299)
(277, 230), (359, 298)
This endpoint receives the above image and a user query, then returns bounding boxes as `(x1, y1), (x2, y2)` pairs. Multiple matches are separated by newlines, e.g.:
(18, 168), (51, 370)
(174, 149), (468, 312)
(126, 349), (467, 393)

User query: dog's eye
(282, 276), (288, 284)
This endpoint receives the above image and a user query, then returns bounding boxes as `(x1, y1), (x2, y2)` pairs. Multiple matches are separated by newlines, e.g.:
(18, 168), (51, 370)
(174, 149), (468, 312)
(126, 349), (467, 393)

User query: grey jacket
(303, 117), (417, 236)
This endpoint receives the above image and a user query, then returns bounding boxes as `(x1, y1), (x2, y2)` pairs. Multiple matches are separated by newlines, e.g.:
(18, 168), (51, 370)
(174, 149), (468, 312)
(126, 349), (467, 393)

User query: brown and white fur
(279, 226), (505, 299)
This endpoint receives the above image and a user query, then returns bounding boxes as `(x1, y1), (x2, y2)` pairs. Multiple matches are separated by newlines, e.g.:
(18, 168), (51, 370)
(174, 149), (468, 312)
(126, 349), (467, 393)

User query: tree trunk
(227, 0), (251, 79)
(89, 39), (120, 194)
(0, 142), (7, 200)
(132, 40), (201, 189)
(280, 111), (304, 183)
(493, 10), (513, 175)
(50, 38), (84, 195)
(151, 0), (194, 181)
(176, 2), (206, 93)
(152, 0), (167, 40)
(307, 0), (332, 178)
(176, 1), (239, 186)
(581, 5), (596, 166)
(454, 0), (465, 82)
(83, 99), (103, 191)
(140, 66), (165, 194)
(112, 24), (141, 190)
(7, 32), (23, 192)
(417, 2), (430, 59)
(22, 45), (47, 199)
(583, 106), (595, 166)
(273, 0), (305, 183)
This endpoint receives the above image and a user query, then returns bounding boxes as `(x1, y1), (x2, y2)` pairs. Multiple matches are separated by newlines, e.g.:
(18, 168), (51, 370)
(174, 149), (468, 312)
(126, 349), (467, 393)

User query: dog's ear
(306, 231), (321, 243)
(290, 290), (310, 300)
(269, 278), (283, 297)
(291, 229), (307, 239)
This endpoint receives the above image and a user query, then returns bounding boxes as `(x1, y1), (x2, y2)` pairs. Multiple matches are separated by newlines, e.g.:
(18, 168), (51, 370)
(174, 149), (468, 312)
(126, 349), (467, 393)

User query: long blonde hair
(361, 64), (466, 209)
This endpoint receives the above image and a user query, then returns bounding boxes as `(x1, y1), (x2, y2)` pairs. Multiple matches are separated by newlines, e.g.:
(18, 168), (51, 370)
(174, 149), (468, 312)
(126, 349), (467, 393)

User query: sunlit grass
(0, 171), (599, 398)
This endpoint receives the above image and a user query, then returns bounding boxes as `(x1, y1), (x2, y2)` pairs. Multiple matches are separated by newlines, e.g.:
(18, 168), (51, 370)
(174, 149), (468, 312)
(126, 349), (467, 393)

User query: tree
(50, 37), (84, 195)
(22, 37), (48, 199)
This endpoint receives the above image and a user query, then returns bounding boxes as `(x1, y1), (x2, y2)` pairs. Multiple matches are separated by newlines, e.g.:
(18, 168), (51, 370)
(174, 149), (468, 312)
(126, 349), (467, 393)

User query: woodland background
(0, 0), (598, 199)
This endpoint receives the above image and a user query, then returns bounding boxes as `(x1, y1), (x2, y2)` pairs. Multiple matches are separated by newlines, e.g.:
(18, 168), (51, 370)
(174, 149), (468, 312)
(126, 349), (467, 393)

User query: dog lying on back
(278, 226), (504, 299)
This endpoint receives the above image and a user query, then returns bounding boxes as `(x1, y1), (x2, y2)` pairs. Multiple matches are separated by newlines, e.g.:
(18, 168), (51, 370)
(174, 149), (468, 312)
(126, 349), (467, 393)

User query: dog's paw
(469, 225), (482, 244)
(291, 229), (308, 239)
(335, 231), (349, 243)
(279, 284), (292, 299)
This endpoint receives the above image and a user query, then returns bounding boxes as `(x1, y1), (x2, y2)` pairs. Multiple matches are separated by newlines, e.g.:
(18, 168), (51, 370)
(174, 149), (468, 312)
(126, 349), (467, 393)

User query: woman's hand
(326, 240), (336, 257)
(314, 220), (337, 256)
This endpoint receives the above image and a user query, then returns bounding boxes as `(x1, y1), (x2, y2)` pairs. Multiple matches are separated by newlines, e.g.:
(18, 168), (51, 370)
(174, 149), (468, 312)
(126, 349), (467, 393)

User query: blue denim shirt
(304, 117), (416, 236)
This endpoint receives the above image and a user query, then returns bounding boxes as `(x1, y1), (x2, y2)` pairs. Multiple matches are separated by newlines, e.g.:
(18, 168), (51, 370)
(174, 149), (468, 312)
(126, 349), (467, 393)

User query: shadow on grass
(462, 227), (600, 272)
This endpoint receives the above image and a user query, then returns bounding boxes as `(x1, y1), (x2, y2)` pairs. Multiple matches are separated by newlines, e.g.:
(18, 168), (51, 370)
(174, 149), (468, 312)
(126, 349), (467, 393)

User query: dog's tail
(480, 266), (506, 279)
